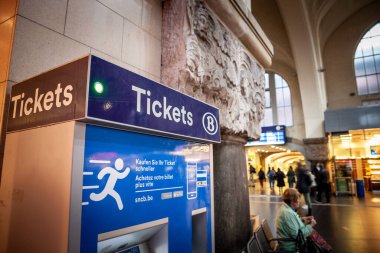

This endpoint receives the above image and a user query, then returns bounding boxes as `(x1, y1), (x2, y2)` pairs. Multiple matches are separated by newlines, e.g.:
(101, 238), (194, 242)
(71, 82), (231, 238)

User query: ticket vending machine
(1, 56), (220, 253)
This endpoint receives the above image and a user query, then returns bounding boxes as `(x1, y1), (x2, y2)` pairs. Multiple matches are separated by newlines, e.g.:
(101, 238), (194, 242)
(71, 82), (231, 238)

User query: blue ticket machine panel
(80, 56), (217, 252)
(81, 125), (212, 253)
(6, 55), (218, 253)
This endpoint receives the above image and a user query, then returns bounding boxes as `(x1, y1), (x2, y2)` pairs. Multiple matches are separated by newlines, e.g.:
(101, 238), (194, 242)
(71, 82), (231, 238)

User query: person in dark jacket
(296, 163), (313, 215)
(249, 163), (256, 186)
(258, 168), (266, 189)
(287, 166), (296, 188)
(317, 163), (330, 203)
(276, 168), (286, 194)
(312, 162), (322, 202)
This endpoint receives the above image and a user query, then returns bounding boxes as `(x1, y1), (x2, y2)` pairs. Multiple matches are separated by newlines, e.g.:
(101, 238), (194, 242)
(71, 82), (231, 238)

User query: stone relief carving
(180, 0), (265, 138)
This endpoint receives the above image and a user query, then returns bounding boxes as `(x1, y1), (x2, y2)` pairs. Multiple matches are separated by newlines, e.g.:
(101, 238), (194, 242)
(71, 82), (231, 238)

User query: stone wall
(303, 137), (329, 162)
(10, 0), (162, 84)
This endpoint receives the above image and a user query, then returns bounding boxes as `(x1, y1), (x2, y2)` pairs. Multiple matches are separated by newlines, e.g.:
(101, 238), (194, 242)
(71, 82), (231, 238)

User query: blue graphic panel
(87, 56), (220, 143)
(81, 125), (212, 253)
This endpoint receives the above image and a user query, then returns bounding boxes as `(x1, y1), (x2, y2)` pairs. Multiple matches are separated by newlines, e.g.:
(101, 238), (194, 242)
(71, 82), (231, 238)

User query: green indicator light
(94, 81), (104, 94)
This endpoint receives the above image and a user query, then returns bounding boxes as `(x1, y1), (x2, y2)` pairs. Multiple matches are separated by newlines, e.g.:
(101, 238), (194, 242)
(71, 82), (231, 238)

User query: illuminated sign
(87, 56), (220, 143)
(7, 56), (220, 143)
(245, 125), (286, 146)
(371, 145), (380, 155)
(7, 57), (88, 132)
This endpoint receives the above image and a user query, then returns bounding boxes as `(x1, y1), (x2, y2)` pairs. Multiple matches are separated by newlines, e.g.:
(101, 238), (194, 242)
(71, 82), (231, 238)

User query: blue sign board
(81, 125), (212, 253)
(7, 55), (220, 143)
(87, 56), (220, 143)
(245, 125), (286, 146)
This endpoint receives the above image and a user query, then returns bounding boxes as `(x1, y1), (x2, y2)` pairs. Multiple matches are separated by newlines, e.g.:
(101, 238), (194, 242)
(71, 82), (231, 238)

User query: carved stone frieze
(162, 0), (266, 139)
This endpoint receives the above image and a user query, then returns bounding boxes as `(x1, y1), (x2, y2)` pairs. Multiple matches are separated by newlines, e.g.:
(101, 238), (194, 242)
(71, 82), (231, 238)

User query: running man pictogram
(90, 158), (130, 210)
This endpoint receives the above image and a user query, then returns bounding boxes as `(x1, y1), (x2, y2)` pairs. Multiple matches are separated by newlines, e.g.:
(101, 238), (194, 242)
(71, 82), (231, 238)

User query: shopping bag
(305, 238), (319, 253)
(307, 230), (332, 253)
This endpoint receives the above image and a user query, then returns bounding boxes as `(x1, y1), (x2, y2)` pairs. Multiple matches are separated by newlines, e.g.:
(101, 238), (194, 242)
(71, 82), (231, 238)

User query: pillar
(161, 1), (272, 251)
(213, 135), (251, 252)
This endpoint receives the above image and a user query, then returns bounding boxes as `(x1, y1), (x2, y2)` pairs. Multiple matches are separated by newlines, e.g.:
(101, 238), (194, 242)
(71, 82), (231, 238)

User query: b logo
(202, 112), (218, 135)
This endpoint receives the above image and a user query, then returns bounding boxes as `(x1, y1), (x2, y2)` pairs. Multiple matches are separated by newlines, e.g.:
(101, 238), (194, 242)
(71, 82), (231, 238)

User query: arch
(353, 21), (380, 95)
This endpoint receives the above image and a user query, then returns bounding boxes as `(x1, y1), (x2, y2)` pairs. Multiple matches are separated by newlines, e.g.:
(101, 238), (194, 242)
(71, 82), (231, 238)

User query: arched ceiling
(253, 0), (378, 71)
(246, 145), (304, 167)
(252, 0), (378, 139)
(251, 0), (294, 69)
(315, 0), (376, 49)
(267, 152), (304, 165)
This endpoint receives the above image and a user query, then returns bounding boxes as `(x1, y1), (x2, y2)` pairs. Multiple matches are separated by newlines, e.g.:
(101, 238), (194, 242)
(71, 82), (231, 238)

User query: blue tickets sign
(7, 55), (220, 143)
(87, 56), (220, 143)
(81, 125), (212, 253)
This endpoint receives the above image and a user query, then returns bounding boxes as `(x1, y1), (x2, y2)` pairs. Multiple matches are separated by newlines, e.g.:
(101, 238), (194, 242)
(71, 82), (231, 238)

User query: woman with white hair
(275, 188), (316, 252)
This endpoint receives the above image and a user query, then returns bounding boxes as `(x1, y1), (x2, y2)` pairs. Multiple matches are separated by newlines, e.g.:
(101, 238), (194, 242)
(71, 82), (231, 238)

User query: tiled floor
(249, 182), (380, 253)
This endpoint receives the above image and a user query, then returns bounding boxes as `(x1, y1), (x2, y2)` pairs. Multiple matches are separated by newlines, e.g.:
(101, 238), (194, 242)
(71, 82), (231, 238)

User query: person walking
(249, 163), (256, 187)
(287, 166), (296, 188)
(312, 162), (322, 202)
(296, 163), (313, 216)
(258, 168), (266, 189)
(276, 168), (286, 194)
(317, 163), (331, 203)
(268, 168), (277, 189)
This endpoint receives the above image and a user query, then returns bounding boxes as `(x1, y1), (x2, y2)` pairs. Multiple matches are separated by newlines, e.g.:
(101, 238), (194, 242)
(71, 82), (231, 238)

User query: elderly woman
(275, 188), (316, 251)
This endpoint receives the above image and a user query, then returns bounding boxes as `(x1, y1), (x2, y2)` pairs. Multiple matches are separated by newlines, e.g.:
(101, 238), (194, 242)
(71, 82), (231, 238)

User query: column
(213, 135), (251, 252)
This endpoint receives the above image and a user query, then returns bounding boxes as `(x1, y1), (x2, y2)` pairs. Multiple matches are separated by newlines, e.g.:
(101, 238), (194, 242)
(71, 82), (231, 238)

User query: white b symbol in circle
(202, 112), (218, 135)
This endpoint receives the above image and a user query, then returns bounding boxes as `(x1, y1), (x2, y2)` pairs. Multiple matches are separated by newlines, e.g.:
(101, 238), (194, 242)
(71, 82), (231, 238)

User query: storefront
(329, 128), (380, 195)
